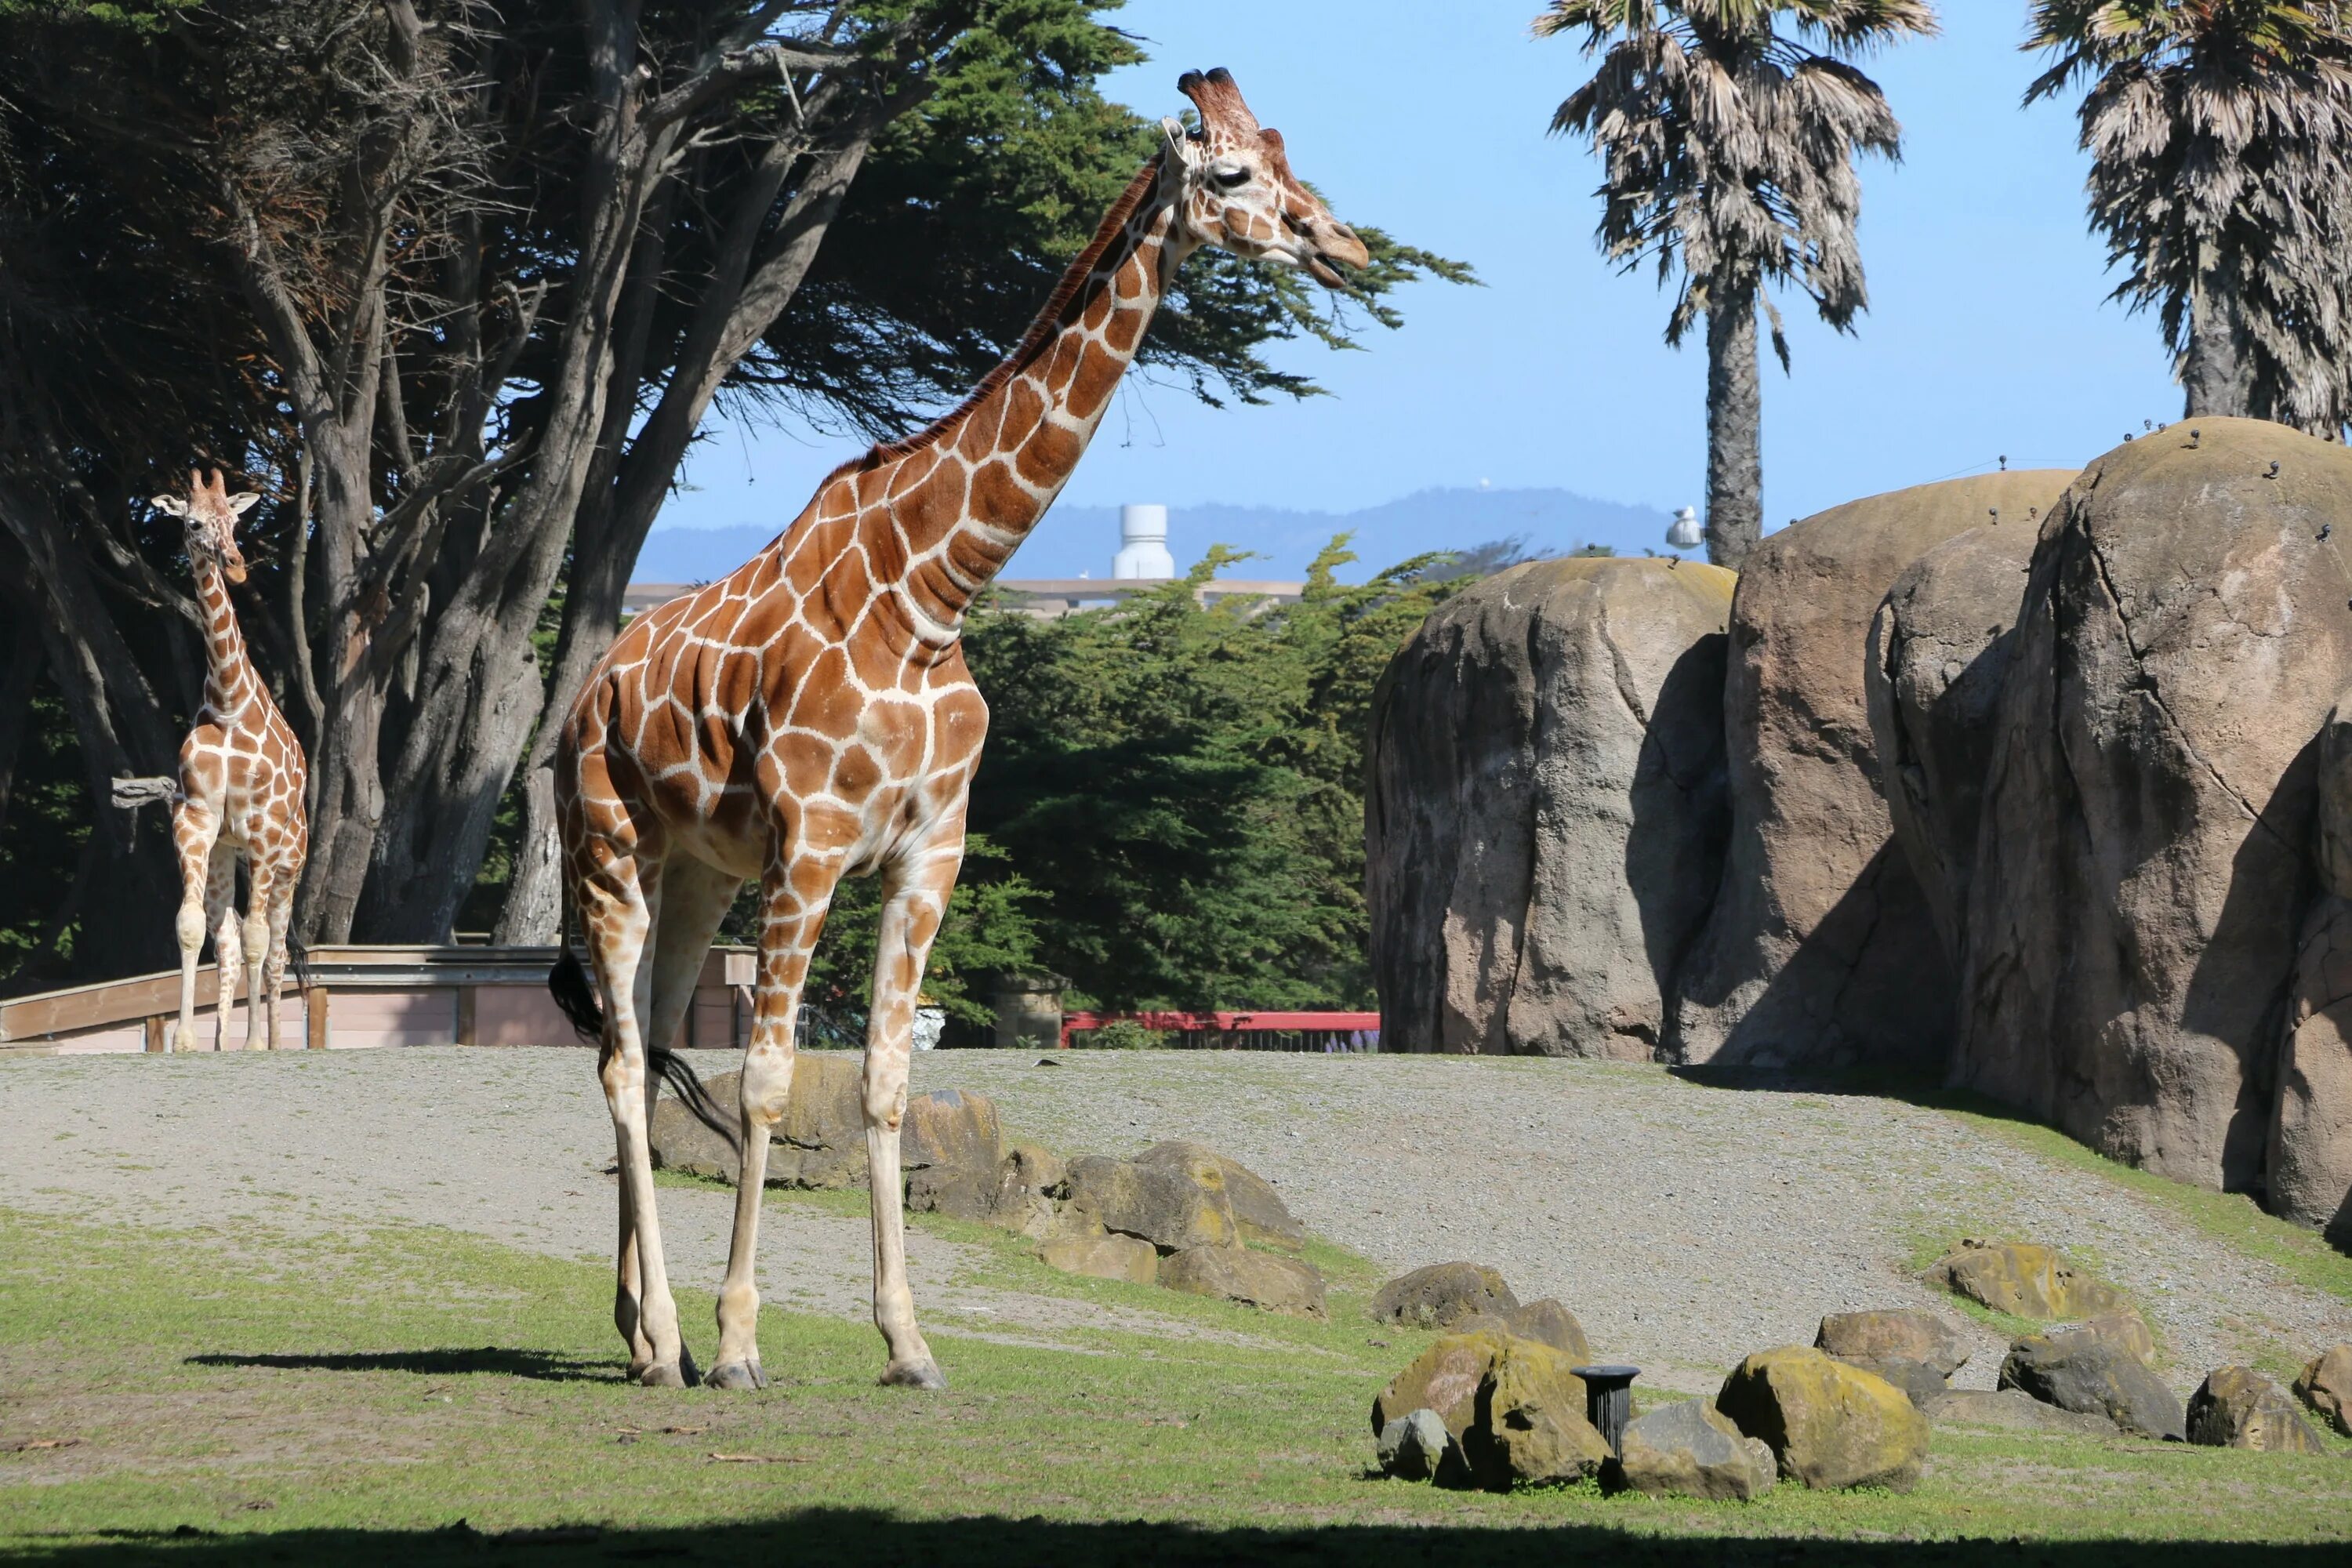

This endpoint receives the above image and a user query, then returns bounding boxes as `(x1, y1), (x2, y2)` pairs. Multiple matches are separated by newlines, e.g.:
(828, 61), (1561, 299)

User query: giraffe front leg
(864, 833), (962, 1391)
(710, 861), (833, 1392)
(240, 867), (271, 1052)
(169, 805), (217, 1056)
(206, 844), (240, 1054)
(260, 880), (294, 1050)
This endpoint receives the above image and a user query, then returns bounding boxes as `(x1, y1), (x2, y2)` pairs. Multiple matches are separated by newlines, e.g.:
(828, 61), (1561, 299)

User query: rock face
(1135, 1141), (1305, 1249)
(1038, 1233), (1157, 1285)
(1156, 1247), (1328, 1319)
(2293, 1344), (2352, 1436)
(1455, 1299), (1593, 1363)
(1460, 1343), (1613, 1491)
(1864, 518), (2042, 960)
(1371, 1332), (1587, 1443)
(2271, 697), (2352, 1242)
(648, 1074), (746, 1181)
(1610, 1400), (1779, 1501)
(1962, 422), (2352, 1190)
(1925, 1240), (2121, 1320)
(1366, 557), (1736, 1058)
(900, 1088), (1001, 1174)
(2187, 1367), (2325, 1452)
(1815, 1310), (1969, 1404)
(1999, 1332), (2185, 1440)
(1063, 1156), (1237, 1253)
(1673, 471), (2076, 1070)
(1370, 1262), (1518, 1330)
(770, 1054), (868, 1189)
(1715, 1346), (1929, 1492)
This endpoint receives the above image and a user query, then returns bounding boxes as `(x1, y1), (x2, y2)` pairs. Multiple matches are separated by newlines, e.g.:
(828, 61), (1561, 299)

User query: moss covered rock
(1716, 1346), (1929, 1492)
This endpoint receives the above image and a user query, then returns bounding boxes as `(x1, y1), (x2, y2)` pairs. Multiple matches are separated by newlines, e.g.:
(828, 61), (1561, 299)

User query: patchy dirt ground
(4, 1047), (2347, 1392)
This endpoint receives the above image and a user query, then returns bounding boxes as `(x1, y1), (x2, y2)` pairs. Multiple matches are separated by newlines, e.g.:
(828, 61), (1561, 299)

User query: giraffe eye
(1211, 165), (1250, 191)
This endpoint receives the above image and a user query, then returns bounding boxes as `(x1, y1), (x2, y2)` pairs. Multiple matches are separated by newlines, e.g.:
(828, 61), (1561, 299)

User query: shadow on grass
(183, 1346), (617, 1383)
(23, 1511), (2348, 1566)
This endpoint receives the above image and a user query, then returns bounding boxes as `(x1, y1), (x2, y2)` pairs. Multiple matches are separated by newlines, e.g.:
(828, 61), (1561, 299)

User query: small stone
(1999, 1331), (2185, 1441)
(2187, 1367), (2325, 1453)
(1375, 1408), (1454, 1481)
(1815, 1309), (1968, 1378)
(1921, 1388), (2118, 1436)
(1064, 1156), (1237, 1252)
(1370, 1262), (1517, 1330)
(1136, 1141), (1305, 1250)
(1156, 1247), (1327, 1319)
(1715, 1346), (1929, 1492)
(1610, 1400), (1778, 1501)
(2293, 1344), (2352, 1436)
(1037, 1233), (1157, 1285)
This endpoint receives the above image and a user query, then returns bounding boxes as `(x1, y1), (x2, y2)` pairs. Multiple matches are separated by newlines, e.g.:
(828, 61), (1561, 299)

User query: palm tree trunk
(1704, 281), (1764, 571)
(2183, 245), (2256, 419)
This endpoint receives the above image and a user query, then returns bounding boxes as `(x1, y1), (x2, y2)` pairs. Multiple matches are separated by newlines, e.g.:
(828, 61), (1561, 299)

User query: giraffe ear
(1161, 115), (1203, 172)
(227, 492), (262, 517)
(151, 495), (188, 517)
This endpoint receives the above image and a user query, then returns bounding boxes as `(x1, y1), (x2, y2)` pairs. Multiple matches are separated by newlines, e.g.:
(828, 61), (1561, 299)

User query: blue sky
(655, 2), (2176, 543)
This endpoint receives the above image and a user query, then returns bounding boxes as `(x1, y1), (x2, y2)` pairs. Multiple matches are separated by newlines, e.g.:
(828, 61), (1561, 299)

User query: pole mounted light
(1665, 506), (1703, 551)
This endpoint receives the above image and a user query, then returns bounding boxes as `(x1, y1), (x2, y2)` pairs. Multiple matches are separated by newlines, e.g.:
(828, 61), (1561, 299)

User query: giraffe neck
(194, 554), (259, 720)
(866, 159), (1191, 637)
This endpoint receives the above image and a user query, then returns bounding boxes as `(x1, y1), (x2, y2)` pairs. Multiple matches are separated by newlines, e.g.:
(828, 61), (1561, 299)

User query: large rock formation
(1864, 517), (2044, 960)
(1960, 421), (2352, 1190)
(2270, 696), (2352, 1241)
(1366, 557), (1736, 1058)
(1671, 470), (2075, 1069)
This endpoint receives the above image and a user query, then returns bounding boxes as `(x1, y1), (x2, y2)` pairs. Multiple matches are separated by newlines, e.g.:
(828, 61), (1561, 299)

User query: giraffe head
(1166, 68), (1370, 287)
(151, 468), (260, 586)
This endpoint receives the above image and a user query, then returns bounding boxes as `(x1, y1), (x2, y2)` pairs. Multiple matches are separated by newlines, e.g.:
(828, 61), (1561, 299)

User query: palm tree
(2027, 2), (2352, 433)
(1539, 2), (1936, 568)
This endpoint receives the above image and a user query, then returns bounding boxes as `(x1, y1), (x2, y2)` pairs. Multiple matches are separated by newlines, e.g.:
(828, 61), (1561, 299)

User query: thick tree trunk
(495, 762), (564, 943)
(1704, 284), (1764, 572)
(2183, 249), (2256, 420)
(0, 604), (45, 829)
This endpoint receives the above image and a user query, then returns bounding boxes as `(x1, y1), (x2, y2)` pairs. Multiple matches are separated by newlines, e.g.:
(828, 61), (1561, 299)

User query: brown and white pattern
(554, 70), (1370, 1391)
(150, 470), (310, 1053)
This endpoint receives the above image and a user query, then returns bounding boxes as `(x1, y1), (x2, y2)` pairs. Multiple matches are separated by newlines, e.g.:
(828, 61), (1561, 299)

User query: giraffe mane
(831, 156), (1165, 480)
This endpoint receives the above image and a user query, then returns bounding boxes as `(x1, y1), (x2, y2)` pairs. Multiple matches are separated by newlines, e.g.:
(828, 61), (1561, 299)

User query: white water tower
(1112, 503), (1176, 580)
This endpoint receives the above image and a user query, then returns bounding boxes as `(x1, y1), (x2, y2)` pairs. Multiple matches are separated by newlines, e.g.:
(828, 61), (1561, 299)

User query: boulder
(1715, 1346), (1929, 1492)
(1672, 470), (2076, 1071)
(1460, 1339), (1613, 1491)
(1454, 1298), (1593, 1363)
(1370, 1262), (1518, 1330)
(770, 1053), (868, 1189)
(1610, 1399), (1779, 1501)
(2293, 1344), (2352, 1436)
(1037, 1233), (1158, 1286)
(648, 1072), (746, 1181)
(1063, 1156), (1236, 1253)
(1962, 421), (2352, 1190)
(1135, 1141), (1305, 1249)
(986, 1142), (1076, 1239)
(2070, 1309), (2158, 1367)
(2187, 1367), (2325, 1452)
(905, 1161), (998, 1223)
(1814, 1310), (1969, 1396)
(900, 1087), (1001, 1174)
(1999, 1331), (2185, 1441)
(1371, 1331), (1588, 1442)
(1375, 1409), (1457, 1483)
(1156, 1247), (1327, 1319)
(1366, 557), (1735, 1058)
(1924, 1240), (2122, 1320)
(1920, 1388), (2118, 1436)
(2271, 699), (2352, 1243)
(1865, 517), (2041, 961)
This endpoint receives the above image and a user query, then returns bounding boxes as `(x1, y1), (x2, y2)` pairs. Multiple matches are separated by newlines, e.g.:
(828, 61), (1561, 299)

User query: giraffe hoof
(638, 1345), (701, 1388)
(706, 1359), (768, 1392)
(880, 1357), (947, 1391)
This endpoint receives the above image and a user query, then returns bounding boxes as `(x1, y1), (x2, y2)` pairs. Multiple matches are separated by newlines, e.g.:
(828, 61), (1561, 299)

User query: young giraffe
(150, 470), (310, 1053)
(550, 69), (1368, 1391)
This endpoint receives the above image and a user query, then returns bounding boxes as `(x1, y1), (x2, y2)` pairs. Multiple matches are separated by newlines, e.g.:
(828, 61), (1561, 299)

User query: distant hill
(633, 486), (1682, 586)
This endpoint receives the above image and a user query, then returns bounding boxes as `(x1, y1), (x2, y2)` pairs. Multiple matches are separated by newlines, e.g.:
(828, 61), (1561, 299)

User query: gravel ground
(5, 1047), (2346, 1392)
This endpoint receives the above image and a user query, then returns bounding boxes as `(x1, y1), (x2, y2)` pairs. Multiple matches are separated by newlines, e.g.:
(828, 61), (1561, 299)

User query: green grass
(3, 1202), (2350, 1566)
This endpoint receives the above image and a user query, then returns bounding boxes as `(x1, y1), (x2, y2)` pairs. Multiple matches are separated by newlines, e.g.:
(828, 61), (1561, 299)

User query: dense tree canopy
(0, 0), (1461, 989)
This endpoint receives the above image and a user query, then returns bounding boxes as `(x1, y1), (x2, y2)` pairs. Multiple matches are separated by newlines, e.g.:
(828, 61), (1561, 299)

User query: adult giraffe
(149, 470), (310, 1052)
(549, 68), (1368, 1391)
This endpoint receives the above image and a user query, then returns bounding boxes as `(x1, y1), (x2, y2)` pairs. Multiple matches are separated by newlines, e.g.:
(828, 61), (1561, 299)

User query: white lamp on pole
(1666, 506), (1704, 552)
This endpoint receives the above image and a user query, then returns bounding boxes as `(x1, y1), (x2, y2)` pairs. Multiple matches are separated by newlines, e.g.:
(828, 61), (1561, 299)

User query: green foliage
(1075, 1018), (1167, 1050)
(959, 541), (1464, 1011)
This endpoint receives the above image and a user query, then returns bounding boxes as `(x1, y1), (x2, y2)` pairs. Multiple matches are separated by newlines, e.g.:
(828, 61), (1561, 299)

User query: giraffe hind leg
(207, 841), (241, 1054)
(169, 801), (220, 1055)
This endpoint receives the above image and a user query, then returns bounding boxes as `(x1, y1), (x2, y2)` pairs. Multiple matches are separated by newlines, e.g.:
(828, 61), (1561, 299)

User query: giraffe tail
(547, 895), (739, 1153)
